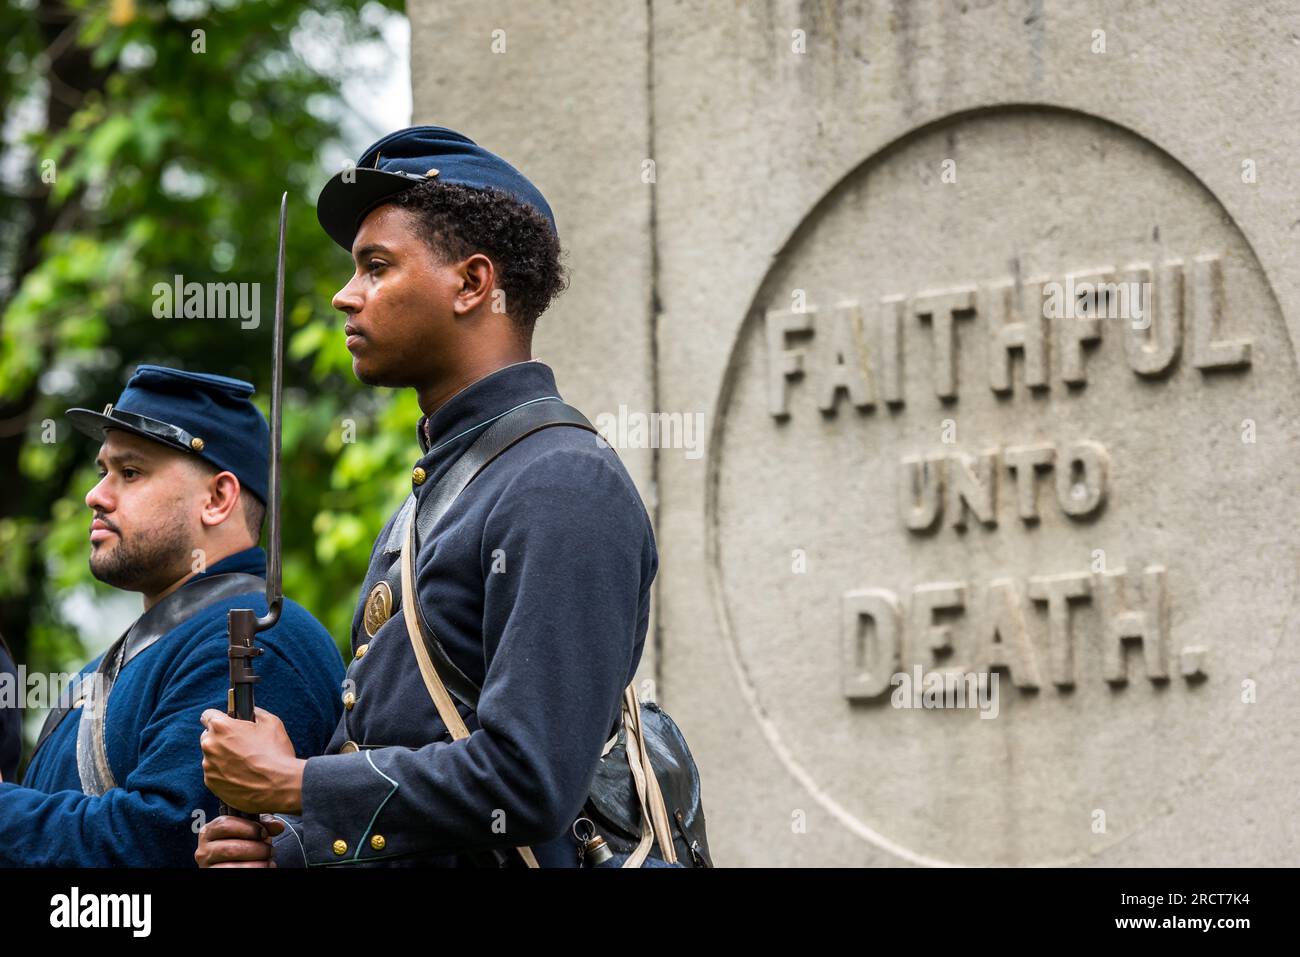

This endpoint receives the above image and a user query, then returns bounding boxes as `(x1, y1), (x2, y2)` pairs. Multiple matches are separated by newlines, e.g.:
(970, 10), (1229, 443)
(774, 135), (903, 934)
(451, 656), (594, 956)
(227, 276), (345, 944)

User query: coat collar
(416, 360), (561, 456)
(198, 545), (267, 579)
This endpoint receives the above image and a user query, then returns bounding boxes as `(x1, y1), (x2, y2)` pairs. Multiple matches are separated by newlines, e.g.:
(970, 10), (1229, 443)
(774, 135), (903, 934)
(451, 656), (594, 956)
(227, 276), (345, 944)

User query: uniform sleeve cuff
(299, 752), (400, 865)
(271, 814), (307, 867)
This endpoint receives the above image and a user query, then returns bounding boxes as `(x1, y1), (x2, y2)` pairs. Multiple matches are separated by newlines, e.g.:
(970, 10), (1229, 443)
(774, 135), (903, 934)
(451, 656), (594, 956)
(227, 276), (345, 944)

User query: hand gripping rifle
(218, 193), (287, 821)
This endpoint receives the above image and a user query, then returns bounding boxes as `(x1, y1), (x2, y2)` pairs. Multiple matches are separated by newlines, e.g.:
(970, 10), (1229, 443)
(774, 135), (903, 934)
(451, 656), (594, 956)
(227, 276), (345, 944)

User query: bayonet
(218, 192), (287, 821)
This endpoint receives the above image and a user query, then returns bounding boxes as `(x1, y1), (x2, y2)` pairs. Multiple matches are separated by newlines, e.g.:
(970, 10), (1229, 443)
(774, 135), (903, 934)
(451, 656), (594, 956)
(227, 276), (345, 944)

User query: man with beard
(196, 126), (673, 868)
(0, 365), (346, 866)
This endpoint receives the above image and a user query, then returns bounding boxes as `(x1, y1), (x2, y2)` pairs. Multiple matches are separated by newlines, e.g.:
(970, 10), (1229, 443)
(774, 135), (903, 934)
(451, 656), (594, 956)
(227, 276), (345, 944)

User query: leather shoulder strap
(401, 400), (597, 711)
(400, 505), (539, 868)
(76, 571), (267, 796)
(399, 400), (667, 867)
(415, 399), (596, 543)
(27, 572), (264, 783)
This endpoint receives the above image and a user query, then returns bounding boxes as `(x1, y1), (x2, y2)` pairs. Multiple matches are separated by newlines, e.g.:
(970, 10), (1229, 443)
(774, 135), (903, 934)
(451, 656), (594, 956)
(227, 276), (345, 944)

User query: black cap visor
(316, 167), (430, 252)
(66, 407), (201, 456)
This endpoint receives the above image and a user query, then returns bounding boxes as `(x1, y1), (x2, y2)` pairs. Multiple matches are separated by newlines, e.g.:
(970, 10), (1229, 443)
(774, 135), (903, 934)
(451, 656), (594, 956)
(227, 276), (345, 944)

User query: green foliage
(0, 0), (411, 682)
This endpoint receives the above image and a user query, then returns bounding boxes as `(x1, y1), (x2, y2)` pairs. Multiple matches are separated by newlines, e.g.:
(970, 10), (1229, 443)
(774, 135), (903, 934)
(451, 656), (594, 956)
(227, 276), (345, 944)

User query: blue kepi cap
(66, 364), (271, 505)
(315, 124), (557, 251)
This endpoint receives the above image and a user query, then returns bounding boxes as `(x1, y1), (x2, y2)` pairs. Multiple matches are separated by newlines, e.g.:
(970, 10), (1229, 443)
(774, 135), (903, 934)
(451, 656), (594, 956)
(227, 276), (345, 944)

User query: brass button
(190, 437), (205, 452)
(343, 691), (356, 710)
(340, 740), (359, 754)
(355, 643), (369, 660)
(370, 834), (386, 851)
(332, 839), (348, 856)
(412, 466), (427, 485)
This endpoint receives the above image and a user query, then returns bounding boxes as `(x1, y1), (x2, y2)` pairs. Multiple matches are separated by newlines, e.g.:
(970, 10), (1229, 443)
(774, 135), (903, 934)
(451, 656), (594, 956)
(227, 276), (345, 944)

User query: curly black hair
(391, 180), (569, 330)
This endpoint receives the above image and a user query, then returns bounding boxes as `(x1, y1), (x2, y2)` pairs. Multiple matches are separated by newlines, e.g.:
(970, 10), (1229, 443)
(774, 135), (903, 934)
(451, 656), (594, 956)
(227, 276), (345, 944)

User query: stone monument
(409, 0), (1300, 866)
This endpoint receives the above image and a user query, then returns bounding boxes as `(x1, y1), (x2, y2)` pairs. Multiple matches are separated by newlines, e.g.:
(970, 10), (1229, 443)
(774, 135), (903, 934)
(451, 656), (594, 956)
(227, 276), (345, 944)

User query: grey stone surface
(410, 0), (1300, 866)
(409, 0), (659, 681)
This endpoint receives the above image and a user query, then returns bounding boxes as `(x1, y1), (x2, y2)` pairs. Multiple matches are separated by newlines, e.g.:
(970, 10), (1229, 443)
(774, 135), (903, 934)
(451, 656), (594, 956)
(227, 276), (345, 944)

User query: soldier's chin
(89, 545), (144, 591)
(352, 353), (396, 388)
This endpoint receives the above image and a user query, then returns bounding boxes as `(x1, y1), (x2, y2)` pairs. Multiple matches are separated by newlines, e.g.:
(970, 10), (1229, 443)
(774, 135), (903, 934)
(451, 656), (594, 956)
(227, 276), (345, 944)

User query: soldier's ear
(453, 253), (497, 316)
(199, 470), (243, 530)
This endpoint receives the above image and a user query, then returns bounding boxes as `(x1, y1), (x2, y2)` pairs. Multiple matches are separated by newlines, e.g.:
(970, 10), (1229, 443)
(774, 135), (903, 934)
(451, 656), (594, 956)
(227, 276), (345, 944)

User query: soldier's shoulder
(261, 598), (346, 681)
(176, 589), (334, 655)
(495, 429), (644, 505)
(275, 595), (336, 638)
(480, 430), (652, 549)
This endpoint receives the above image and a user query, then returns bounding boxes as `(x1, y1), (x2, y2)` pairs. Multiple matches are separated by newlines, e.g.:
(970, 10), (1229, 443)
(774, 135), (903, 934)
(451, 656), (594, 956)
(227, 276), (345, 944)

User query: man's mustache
(92, 514), (122, 536)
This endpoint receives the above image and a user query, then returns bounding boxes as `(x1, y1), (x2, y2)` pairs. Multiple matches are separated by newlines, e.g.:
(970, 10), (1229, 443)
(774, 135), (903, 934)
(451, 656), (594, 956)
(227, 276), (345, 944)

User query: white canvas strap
(619, 685), (678, 866)
(400, 510), (539, 868)
(401, 508), (674, 869)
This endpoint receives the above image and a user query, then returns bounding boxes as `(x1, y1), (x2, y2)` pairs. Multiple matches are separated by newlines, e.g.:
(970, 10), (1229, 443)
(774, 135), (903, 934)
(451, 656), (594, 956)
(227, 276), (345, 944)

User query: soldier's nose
(332, 282), (363, 314)
(85, 478), (113, 513)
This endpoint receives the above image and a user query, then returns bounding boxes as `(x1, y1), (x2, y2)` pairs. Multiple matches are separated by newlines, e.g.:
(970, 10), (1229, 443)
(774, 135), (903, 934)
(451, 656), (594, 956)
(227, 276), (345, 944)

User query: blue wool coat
(271, 360), (658, 867)
(0, 547), (345, 867)
(0, 641), (19, 783)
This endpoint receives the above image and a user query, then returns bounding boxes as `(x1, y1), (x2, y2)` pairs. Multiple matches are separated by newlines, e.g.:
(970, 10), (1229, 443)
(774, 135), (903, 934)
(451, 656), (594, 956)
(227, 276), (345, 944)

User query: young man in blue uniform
(0, 365), (345, 867)
(197, 126), (659, 867)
